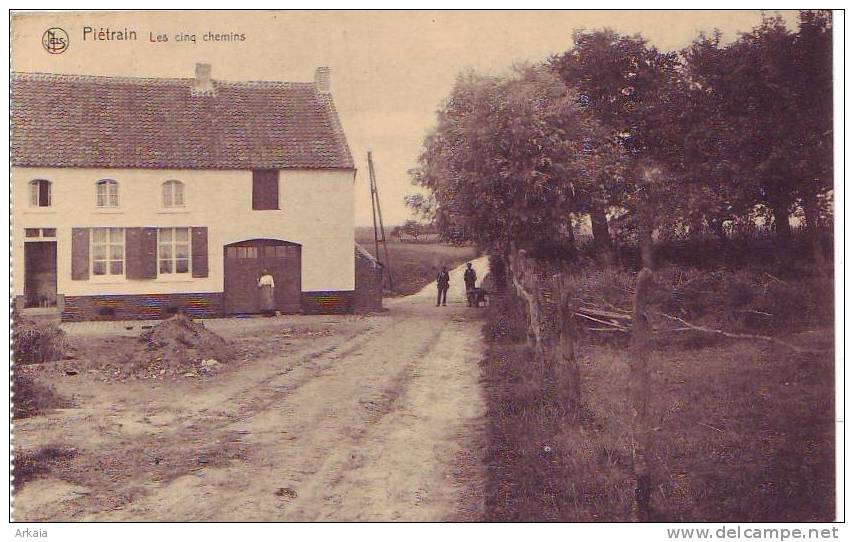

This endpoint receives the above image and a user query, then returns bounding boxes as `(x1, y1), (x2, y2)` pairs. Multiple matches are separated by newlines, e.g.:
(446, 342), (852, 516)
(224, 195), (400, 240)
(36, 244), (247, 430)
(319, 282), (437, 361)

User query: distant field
(355, 228), (478, 296)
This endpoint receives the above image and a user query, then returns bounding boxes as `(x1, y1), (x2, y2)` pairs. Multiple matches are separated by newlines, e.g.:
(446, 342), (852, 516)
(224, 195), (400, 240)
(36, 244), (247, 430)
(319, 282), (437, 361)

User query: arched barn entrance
(223, 239), (302, 315)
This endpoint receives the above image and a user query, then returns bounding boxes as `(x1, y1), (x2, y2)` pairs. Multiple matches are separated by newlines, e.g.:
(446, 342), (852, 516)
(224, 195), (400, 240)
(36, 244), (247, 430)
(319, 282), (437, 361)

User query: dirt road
(13, 258), (488, 522)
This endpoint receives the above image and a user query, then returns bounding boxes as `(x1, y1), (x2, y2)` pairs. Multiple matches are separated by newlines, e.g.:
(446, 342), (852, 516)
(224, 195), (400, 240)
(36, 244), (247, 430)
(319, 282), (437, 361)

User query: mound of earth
(137, 314), (235, 377)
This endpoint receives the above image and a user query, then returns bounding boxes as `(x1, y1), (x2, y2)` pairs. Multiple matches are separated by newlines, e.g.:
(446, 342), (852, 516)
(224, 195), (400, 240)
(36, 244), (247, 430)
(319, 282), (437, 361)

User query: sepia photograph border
(4, 3), (847, 537)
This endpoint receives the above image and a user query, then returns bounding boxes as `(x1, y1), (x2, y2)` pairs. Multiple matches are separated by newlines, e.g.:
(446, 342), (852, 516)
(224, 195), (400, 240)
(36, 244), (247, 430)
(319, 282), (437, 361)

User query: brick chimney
(315, 67), (331, 93)
(192, 63), (214, 95)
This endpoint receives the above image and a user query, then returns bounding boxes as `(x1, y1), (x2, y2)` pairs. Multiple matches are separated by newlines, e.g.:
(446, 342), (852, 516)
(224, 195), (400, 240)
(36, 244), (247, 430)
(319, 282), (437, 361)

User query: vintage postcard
(8, 8), (841, 530)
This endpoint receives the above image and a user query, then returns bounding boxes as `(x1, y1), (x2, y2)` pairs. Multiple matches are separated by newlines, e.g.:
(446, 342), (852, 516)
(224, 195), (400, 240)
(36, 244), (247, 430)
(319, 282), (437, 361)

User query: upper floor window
(29, 179), (51, 207)
(96, 179), (119, 207)
(162, 180), (185, 208)
(252, 170), (279, 210)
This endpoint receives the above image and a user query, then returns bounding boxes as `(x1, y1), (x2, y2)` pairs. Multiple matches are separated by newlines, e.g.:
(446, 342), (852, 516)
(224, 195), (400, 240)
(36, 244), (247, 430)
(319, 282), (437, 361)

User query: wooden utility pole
(367, 151), (394, 291)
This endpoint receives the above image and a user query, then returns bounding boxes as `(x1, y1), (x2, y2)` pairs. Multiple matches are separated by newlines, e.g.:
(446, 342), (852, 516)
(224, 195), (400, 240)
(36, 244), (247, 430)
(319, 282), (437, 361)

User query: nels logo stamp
(42, 27), (69, 54)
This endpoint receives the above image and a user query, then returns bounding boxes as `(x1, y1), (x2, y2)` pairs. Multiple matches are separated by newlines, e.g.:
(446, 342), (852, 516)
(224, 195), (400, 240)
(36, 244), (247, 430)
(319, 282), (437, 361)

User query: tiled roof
(11, 72), (354, 170)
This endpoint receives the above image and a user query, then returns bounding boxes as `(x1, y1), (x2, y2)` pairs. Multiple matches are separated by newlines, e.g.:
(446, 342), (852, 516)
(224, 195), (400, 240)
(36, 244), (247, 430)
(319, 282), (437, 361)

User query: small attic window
(29, 179), (51, 207)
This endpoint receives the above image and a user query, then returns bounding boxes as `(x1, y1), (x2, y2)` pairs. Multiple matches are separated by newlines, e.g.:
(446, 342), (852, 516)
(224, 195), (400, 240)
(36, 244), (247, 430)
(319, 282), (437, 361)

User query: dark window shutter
(252, 170), (279, 210)
(126, 228), (157, 279)
(71, 228), (90, 280)
(191, 227), (208, 278)
(38, 180), (50, 206)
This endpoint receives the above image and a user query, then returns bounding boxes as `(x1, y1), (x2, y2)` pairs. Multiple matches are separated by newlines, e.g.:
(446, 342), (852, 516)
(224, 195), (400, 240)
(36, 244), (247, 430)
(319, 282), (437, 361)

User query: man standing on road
(436, 266), (450, 307)
(463, 262), (477, 306)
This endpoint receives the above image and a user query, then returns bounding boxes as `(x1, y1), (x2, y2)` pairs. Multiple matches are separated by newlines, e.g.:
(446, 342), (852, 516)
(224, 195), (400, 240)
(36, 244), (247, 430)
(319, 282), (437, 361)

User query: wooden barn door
(262, 243), (302, 313)
(224, 239), (301, 314)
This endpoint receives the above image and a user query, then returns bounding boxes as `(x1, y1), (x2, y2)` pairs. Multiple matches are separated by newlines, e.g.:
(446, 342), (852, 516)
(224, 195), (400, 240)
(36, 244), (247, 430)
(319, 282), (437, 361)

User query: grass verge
(481, 273), (834, 521)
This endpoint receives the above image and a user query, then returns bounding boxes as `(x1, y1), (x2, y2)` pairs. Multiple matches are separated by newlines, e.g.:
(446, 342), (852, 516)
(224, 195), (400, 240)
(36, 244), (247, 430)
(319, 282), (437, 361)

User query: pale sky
(11, 10), (799, 226)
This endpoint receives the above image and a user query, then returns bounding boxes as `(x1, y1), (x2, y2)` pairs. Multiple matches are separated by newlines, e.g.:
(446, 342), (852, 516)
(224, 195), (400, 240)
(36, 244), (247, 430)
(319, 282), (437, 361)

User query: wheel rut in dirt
(87, 304), (475, 521)
(15, 257), (489, 522)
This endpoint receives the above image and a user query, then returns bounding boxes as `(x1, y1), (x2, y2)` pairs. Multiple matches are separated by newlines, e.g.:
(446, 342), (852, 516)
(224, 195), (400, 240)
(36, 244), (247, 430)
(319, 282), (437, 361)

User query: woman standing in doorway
(258, 269), (276, 316)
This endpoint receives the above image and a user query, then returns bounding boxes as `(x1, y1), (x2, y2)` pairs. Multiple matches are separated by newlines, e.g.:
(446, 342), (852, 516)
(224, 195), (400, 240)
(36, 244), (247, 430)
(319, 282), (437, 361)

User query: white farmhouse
(12, 64), (358, 320)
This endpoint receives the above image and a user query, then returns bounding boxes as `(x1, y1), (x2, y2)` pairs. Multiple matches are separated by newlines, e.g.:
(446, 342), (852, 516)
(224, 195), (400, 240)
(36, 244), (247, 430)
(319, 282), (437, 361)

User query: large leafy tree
(790, 10), (833, 232)
(554, 29), (689, 266)
(409, 66), (617, 257)
(682, 12), (833, 245)
(552, 29), (687, 263)
(414, 14), (833, 260)
(679, 31), (756, 239)
(555, 30), (685, 164)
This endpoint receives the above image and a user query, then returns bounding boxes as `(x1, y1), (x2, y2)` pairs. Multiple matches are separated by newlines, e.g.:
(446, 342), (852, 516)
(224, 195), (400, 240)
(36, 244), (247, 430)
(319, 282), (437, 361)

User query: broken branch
(577, 306), (633, 321)
(656, 312), (828, 354)
(574, 311), (630, 331)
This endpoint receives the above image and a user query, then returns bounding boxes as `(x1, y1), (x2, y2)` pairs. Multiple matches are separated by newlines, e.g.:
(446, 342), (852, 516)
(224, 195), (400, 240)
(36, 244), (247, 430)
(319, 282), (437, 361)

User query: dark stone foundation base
(60, 290), (358, 321)
(300, 291), (355, 314)
(62, 293), (224, 321)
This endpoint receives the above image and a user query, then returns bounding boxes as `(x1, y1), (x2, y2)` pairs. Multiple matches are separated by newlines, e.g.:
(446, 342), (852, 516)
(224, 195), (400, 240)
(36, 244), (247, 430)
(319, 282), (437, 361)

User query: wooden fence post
(509, 249), (581, 410)
(557, 274), (581, 408)
(629, 266), (654, 521)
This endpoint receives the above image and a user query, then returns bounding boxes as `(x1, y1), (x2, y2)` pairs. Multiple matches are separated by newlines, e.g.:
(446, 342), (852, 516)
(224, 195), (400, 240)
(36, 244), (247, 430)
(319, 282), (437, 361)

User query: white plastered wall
(11, 167), (355, 297)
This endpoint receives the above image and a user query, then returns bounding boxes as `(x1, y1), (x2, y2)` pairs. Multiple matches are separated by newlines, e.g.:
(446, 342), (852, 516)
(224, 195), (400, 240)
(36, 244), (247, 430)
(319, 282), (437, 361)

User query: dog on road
(466, 287), (488, 308)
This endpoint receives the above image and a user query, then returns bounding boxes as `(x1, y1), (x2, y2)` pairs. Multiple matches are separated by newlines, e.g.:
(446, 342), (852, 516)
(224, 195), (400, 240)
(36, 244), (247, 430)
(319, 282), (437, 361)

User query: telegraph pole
(367, 151), (394, 291)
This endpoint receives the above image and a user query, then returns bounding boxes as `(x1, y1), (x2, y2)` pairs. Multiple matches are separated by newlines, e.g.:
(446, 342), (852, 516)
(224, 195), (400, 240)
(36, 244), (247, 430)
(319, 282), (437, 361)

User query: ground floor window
(91, 227), (125, 276)
(25, 228), (56, 239)
(158, 227), (191, 274)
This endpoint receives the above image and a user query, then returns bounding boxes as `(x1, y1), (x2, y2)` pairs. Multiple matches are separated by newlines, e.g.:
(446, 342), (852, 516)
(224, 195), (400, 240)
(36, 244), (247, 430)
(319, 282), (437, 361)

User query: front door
(223, 239), (301, 314)
(24, 241), (57, 308)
